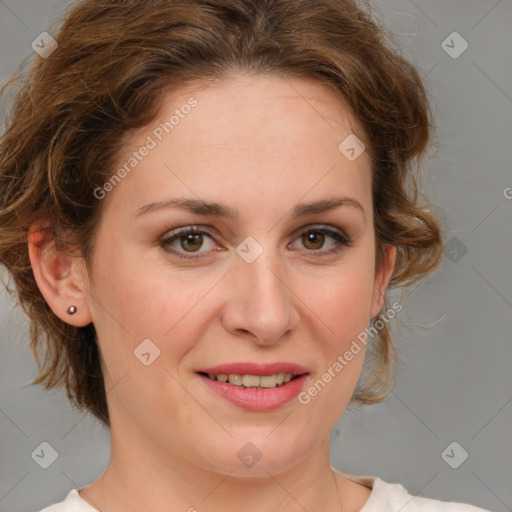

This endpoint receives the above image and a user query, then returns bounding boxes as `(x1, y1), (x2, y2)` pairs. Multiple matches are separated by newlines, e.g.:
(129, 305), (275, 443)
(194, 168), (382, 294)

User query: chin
(192, 428), (315, 477)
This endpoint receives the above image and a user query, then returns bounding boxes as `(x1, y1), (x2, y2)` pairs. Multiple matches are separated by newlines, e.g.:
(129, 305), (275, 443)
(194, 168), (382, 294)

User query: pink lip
(198, 362), (309, 376)
(196, 362), (309, 411)
(198, 373), (308, 411)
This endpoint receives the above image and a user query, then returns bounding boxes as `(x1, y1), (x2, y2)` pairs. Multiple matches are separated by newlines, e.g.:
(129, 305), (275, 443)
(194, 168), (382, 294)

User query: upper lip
(197, 362), (309, 376)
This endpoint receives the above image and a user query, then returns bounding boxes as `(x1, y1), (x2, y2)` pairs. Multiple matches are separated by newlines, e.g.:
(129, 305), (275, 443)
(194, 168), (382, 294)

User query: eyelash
(159, 225), (354, 260)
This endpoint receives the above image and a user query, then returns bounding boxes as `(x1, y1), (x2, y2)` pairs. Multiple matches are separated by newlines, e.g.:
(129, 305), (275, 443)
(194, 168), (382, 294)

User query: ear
(370, 244), (397, 318)
(27, 222), (93, 327)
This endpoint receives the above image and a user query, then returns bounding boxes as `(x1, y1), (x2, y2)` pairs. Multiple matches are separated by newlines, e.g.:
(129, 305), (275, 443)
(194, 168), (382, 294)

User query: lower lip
(198, 374), (308, 411)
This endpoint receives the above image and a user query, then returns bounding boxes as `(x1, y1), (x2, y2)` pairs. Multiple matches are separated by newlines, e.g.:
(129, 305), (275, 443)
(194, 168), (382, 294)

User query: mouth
(196, 362), (309, 411)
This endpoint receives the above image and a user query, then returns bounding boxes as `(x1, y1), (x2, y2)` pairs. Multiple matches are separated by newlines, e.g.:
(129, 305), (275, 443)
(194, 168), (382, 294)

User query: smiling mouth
(197, 372), (304, 389)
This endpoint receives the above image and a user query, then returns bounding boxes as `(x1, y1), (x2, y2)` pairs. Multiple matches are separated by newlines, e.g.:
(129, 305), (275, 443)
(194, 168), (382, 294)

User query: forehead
(106, 73), (373, 219)
(163, 72), (364, 142)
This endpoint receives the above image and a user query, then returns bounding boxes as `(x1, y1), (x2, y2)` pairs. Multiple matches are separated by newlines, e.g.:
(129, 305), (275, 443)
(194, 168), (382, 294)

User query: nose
(221, 247), (300, 346)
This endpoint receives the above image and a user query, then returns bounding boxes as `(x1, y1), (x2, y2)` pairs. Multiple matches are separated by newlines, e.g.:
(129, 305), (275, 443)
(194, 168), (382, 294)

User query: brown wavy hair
(0, 0), (443, 427)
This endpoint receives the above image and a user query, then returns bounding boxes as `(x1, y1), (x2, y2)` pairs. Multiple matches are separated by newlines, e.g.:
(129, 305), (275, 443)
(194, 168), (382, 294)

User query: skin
(29, 73), (396, 512)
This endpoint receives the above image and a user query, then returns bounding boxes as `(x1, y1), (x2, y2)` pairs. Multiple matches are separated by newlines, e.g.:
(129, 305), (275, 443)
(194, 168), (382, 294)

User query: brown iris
(180, 233), (203, 252)
(302, 231), (325, 250)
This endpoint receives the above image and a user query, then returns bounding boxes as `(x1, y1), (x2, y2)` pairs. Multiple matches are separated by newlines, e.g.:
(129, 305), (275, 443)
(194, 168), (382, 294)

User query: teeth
(228, 374), (243, 386)
(242, 375), (260, 387)
(206, 372), (297, 388)
(260, 374), (280, 387)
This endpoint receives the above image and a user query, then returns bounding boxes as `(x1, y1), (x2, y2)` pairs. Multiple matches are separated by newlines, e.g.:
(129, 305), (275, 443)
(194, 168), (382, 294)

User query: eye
(289, 225), (353, 256)
(159, 224), (354, 260)
(160, 226), (217, 259)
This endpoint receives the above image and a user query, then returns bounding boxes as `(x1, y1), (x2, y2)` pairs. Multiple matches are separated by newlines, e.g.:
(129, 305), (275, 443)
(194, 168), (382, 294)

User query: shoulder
(39, 489), (98, 512)
(367, 477), (493, 512)
(339, 471), (494, 512)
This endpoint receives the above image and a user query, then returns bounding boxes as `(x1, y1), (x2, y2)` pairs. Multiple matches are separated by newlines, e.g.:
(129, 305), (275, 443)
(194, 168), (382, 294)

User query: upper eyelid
(162, 223), (346, 236)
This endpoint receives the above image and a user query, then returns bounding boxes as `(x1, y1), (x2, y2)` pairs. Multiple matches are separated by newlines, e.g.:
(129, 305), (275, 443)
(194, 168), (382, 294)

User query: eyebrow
(136, 196), (365, 220)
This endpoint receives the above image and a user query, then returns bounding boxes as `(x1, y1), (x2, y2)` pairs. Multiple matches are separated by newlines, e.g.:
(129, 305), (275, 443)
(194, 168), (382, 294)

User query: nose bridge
(224, 237), (298, 343)
(238, 241), (288, 311)
(242, 248), (284, 299)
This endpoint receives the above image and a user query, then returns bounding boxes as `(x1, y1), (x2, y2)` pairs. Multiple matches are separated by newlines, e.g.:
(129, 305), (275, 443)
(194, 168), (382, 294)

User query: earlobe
(370, 244), (397, 318)
(27, 224), (92, 327)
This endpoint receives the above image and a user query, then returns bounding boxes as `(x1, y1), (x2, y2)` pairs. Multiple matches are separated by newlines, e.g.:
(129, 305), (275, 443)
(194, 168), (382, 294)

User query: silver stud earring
(66, 305), (77, 315)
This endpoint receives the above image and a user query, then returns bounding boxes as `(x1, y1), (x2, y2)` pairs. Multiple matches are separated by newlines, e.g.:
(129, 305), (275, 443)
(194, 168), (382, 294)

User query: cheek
(297, 270), (373, 411)
(299, 260), (376, 346)
(90, 251), (220, 371)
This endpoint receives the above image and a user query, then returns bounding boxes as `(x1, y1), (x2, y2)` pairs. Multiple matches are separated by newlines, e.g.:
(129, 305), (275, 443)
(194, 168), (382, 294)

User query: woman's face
(79, 73), (395, 475)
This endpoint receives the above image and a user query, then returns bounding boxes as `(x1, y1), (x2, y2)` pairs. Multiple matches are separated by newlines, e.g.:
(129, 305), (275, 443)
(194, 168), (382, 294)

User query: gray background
(0, 1), (511, 511)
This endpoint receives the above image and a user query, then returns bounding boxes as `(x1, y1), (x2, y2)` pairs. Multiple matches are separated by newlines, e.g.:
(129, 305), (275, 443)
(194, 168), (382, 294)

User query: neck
(81, 423), (349, 512)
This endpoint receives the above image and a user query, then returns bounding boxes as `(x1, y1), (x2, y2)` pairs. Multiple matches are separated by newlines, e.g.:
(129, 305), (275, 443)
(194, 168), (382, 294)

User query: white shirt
(39, 472), (493, 511)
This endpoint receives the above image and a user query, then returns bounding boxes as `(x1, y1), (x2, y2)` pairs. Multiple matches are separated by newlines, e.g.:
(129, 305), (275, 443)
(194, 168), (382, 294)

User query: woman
(0, 0), (493, 510)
